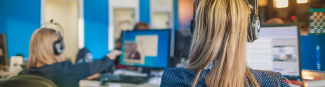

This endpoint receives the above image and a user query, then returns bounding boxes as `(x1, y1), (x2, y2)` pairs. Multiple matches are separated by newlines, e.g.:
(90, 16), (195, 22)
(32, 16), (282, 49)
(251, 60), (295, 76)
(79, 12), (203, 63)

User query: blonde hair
(187, 0), (259, 87)
(28, 28), (62, 69)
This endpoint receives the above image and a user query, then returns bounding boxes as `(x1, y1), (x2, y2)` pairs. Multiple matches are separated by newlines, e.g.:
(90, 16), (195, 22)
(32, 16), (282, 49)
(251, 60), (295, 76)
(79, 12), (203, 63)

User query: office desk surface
(80, 80), (159, 87)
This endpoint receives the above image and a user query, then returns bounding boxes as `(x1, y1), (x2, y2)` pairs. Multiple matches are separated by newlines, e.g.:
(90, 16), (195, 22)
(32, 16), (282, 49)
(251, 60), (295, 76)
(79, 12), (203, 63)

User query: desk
(80, 80), (159, 87)
(0, 71), (12, 86)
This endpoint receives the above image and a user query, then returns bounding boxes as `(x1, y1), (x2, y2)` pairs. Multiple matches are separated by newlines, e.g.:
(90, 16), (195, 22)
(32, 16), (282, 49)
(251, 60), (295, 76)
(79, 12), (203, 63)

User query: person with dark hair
(133, 22), (150, 30)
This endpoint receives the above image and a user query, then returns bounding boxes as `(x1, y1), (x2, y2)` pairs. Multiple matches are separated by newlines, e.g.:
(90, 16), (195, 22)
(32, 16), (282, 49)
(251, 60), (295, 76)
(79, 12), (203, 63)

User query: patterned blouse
(161, 68), (290, 87)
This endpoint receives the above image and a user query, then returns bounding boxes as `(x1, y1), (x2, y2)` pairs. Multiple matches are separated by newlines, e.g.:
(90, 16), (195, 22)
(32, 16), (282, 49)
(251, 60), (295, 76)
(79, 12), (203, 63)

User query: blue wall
(84, 0), (154, 59)
(139, 0), (150, 24)
(84, 0), (109, 60)
(0, 0), (178, 59)
(173, 0), (179, 30)
(0, 0), (41, 58)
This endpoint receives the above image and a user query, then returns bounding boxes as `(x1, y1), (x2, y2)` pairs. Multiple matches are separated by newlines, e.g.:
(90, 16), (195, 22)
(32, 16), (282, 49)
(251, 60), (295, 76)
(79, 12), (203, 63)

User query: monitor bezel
(0, 34), (9, 68)
(120, 29), (171, 69)
(261, 23), (302, 81)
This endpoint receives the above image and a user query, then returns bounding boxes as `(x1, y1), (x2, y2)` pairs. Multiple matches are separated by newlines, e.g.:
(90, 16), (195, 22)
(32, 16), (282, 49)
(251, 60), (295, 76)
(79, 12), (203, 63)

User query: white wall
(150, 0), (174, 56)
(150, 0), (174, 29)
(108, 0), (139, 50)
(45, 0), (79, 63)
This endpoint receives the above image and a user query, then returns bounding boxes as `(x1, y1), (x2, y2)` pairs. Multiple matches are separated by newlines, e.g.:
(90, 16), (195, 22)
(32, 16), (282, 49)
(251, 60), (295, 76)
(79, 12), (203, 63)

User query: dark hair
(133, 22), (150, 30)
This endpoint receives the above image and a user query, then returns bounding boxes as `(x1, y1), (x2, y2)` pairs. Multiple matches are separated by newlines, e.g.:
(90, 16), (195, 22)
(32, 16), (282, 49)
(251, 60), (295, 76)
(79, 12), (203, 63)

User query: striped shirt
(161, 68), (290, 87)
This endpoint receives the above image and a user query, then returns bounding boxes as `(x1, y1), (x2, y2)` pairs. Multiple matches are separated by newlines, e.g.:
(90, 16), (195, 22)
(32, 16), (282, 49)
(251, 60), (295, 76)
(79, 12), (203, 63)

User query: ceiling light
(274, 0), (288, 8)
(297, 0), (308, 4)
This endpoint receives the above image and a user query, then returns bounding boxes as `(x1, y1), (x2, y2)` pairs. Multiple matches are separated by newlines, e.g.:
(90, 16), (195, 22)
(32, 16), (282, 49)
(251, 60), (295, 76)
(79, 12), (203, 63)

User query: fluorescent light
(274, 0), (288, 8)
(258, 0), (268, 6)
(297, 0), (308, 4)
(78, 0), (84, 49)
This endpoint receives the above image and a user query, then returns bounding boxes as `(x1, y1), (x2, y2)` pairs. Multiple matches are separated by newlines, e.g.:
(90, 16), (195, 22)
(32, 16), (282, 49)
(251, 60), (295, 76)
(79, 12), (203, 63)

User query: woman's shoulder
(161, 68), (196, 81)
(250, 69), (290, 87)
(161, 68), (208, 87)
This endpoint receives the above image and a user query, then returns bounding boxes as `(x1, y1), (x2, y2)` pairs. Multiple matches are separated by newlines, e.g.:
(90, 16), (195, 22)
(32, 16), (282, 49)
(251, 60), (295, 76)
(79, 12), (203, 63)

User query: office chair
(1, 75), (57, 87)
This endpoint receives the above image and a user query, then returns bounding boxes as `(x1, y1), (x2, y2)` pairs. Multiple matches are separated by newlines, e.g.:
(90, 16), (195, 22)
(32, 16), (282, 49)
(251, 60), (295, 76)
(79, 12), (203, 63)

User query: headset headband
(40, 20), (64, 36)
(193, 0), (257, 16)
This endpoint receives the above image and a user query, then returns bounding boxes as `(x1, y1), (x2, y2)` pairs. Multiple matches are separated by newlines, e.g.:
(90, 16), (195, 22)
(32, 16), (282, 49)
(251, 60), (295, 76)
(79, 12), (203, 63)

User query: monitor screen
(120, 30), (170, 68)
(301, 34), (325, 71)
(246, 25), (301, 79)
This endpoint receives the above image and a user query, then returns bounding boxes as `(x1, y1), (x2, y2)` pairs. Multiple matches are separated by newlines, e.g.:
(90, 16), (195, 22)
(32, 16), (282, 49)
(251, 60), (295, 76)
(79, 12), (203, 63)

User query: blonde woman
(19, 28), (121, 87)
(161, 0), (289, 87)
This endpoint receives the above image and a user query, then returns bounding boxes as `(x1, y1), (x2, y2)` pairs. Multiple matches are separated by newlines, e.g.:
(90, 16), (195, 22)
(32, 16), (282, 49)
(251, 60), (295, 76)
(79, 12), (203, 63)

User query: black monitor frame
(120, 29), (171, 70)
(0, 34), (9, 69)
(261, 23), (302, 81)
(173, 29), (192, 66)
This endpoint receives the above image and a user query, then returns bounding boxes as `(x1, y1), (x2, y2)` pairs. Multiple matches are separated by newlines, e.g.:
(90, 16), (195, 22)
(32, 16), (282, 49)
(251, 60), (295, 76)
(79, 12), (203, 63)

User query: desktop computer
(301, 34), (325, 71)
(100, 29), (170, 84)
(120, 29), (170, 69)
(246, 24), (302, 80)
(174, 29), (192, 66)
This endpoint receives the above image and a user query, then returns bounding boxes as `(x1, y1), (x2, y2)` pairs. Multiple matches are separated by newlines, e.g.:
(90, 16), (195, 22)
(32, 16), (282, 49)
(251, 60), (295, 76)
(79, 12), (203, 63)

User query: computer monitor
(0, 34), (9, 69)
(246, 24), (302, 80)
(174, 29), (192, 64)
(120, 29), (170, 69)
(301, 34), (325, 71)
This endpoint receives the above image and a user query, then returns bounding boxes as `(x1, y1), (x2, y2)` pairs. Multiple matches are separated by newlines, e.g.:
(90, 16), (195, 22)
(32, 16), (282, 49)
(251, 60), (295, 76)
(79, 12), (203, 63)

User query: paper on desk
(149, 70), (164, 86)
(109, 83), (121, 87)
(79, 80), (101, 87)
(149, 77), (161, 86)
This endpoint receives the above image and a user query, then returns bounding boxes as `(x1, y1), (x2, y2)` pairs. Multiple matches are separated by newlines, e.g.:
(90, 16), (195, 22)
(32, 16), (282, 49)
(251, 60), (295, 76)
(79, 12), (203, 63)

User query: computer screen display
(301, 34), (325, 71)
(120, 30), (170, 68)
(246, 25), (301, 79)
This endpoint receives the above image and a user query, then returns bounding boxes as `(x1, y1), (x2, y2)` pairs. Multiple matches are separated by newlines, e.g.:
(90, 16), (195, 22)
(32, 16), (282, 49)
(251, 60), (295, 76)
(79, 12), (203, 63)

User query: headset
(40, 20), (65, 55)
(190, 0), (260, 42)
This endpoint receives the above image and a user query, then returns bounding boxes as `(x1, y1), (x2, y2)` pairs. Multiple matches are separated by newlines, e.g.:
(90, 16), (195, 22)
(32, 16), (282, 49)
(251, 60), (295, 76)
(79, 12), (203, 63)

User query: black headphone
(40, 20), (65, 55)
(190, 0), (260, 42)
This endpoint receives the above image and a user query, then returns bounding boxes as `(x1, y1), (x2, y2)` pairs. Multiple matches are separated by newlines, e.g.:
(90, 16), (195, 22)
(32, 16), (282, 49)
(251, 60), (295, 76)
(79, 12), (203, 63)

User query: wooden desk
(80, 80), (159, 87)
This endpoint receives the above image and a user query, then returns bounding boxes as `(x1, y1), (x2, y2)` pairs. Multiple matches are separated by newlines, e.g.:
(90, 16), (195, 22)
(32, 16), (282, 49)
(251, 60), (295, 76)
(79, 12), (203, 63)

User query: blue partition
(0, 0), (41, 58)
(84, 0), (109, 60)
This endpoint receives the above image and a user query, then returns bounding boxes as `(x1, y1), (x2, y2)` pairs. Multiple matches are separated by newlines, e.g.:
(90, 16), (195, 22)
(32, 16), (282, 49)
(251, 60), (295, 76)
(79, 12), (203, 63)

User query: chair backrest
(1, 75), (57, 87)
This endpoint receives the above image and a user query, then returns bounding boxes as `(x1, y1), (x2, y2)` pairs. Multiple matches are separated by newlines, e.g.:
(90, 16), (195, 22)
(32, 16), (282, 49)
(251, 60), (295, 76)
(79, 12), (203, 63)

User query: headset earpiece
(52, 30), (65, 55)
(53, 39), (64, 55)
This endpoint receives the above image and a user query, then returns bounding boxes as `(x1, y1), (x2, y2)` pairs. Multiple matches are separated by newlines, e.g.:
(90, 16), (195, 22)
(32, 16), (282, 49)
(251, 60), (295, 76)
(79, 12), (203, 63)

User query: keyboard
(100, 73), (149, 84)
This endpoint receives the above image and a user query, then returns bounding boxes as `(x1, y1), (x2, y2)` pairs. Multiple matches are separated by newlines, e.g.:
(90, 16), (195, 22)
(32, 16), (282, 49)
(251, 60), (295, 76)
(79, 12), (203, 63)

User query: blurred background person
(133, 22), (150, 30)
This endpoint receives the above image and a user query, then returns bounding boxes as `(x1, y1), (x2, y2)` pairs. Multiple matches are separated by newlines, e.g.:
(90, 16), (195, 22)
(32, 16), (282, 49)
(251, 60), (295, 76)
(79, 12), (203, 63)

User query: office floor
(80, 80), (159, 87)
